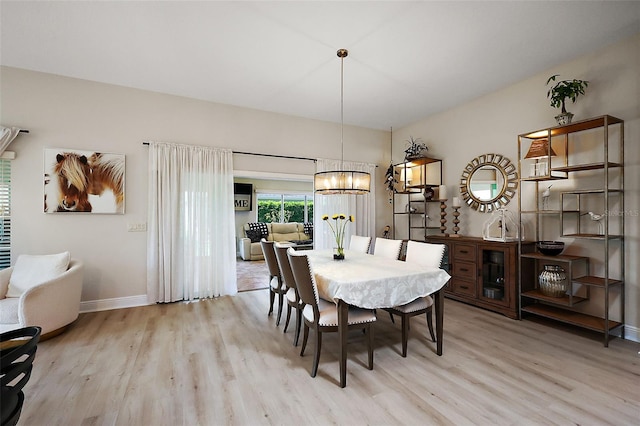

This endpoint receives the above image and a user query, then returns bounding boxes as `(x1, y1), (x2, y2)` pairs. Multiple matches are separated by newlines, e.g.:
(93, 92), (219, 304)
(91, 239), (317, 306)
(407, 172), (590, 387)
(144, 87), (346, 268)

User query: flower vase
(333, 247), (345, 260)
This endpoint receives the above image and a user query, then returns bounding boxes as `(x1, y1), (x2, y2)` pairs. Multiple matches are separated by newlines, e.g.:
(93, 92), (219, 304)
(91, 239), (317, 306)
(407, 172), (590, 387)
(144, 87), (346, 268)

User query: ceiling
(2, 1), (639, 130)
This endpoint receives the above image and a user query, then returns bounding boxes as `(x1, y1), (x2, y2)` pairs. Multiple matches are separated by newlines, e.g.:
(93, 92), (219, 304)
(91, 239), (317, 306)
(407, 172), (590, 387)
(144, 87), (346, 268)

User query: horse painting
(53, 152), (93, 212)
(88, 153), (125, 210)
(44, 149), (125, 214)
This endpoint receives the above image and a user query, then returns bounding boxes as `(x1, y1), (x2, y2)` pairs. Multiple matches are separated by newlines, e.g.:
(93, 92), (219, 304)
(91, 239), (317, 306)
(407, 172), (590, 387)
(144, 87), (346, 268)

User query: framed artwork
(234, 183), (252, 211)
(44, 148), (125, 214)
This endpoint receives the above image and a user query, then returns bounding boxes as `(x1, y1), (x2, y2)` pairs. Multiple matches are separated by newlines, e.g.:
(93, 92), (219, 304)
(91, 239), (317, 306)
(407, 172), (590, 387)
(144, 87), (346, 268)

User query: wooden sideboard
(426, 235), (534, 319)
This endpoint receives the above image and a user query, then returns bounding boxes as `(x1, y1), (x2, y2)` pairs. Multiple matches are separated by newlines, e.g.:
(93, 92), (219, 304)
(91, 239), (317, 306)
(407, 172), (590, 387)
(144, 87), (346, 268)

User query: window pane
(283, 194), (305, 223)
(257, 194), (282, 223)
(306, 196), (314, 224)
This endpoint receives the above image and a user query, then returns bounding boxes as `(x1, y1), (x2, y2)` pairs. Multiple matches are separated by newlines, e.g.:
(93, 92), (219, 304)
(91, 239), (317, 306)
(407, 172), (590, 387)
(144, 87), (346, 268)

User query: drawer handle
(460, 285), (469, 290)
(460, 268), (469, 272)
(460, 250), (468, 254)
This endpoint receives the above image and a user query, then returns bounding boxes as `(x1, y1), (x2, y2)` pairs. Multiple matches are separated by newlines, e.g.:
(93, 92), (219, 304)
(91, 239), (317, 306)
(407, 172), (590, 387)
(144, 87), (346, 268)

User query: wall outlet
(127, 222), (147, 232)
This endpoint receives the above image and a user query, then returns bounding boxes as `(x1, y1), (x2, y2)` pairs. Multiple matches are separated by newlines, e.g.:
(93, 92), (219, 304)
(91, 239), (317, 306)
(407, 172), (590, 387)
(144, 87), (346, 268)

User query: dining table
(304, 248), (451, 387)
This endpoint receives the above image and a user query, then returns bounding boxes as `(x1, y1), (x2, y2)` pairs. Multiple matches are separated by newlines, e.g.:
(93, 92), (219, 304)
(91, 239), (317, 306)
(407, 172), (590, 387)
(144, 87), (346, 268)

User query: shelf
(520, 175), (568, 182)
(521, 289), (587, 306)
(562, 189), (623, 195)
(519, 115), (623, 139)
(522, 304), (622, 333)
(552, 162), (622, 173)
(573, 275), (623, 288)
(561, 233), (623, 240)
(521, 210), (562, 215)
(521, 253), (588, 262)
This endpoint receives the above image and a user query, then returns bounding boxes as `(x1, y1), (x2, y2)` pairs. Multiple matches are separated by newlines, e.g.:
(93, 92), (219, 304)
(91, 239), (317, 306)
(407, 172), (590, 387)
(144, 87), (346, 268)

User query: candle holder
(439, 200), (448, 235)
(450, 206), (461, 237)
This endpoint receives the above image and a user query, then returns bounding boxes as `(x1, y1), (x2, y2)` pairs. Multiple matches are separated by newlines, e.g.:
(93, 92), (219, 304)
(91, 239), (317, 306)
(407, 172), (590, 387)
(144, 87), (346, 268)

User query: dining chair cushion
(349, 235), (372, 254)
(405, 241), (446, 269)
(269, 276), (284, 291)
(6, 252), (70, 298)
(389, 296), (434, 314)
(373, 238), (403, 260)
(302, 301), (376, 327)
(286, 287), (297, 303)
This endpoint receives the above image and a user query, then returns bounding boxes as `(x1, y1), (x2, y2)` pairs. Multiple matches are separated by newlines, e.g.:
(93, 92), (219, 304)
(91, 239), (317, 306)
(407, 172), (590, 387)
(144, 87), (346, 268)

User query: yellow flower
(322, 214), (329, 221)
(332, 214), (339, 220)
(338, 213), (346, 220)
(349, 215), (355, 222)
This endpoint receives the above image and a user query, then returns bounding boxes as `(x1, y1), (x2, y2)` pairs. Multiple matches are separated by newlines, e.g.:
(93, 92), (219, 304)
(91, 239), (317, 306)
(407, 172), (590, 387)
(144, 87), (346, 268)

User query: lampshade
(524, 138), (557, 159)
(314, 170), (371, 195)
(315, 49), (371, 195)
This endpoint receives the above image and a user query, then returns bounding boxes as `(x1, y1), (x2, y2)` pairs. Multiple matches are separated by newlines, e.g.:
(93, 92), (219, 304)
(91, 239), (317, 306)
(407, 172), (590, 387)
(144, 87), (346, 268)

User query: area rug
(236, 258), (268, 292)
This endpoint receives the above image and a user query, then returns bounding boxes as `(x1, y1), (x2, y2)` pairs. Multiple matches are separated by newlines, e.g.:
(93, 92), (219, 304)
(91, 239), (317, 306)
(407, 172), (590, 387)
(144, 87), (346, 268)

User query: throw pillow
(245, 229), (262, 243)
(247, 222), (269, 238)
(6, 252), (71, 298)
(303, 222), (314, 239)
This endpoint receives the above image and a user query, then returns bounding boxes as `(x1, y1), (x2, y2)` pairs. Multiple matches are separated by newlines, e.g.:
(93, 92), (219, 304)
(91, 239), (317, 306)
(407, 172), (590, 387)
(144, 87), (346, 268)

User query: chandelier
(314, 49), (371, 195)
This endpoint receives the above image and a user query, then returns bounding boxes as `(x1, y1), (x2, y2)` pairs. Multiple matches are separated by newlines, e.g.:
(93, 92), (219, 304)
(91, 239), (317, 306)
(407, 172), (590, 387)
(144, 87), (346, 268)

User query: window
(257, 193), (313, 223)
(0, 159), (10, 269)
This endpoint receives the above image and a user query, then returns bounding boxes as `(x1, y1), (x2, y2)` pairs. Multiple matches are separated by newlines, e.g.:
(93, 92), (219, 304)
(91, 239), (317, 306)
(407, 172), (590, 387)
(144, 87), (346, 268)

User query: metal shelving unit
(517, 115), (625, 346)
(392, 157), (443, 241)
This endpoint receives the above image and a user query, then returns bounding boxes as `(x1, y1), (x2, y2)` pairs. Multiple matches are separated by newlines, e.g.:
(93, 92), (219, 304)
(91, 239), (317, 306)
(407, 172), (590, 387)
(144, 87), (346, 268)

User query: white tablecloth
(305, 249), (451, 309)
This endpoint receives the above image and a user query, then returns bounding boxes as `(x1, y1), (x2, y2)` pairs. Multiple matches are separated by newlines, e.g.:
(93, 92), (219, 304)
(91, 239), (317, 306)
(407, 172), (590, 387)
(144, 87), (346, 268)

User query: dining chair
(384, 240), (446, 357)
(261, 238), (286, 326)
(372, 237), (403, 260)
(287, 248), (376, 379)
(274, 242), (302, 346)
(348, 235), (372, 254)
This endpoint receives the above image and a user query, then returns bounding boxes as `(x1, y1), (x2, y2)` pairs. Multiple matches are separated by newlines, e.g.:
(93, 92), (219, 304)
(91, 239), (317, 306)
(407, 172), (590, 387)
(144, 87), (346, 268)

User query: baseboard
(77, 295), (640, 343)
(617, 324), (640, 343)
(80, 294), (150, 313)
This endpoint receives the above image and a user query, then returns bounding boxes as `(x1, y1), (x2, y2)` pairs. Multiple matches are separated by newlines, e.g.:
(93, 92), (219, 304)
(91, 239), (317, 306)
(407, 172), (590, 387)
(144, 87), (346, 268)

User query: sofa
(0, 252), (84, 337)
(239, 222), (313, 260)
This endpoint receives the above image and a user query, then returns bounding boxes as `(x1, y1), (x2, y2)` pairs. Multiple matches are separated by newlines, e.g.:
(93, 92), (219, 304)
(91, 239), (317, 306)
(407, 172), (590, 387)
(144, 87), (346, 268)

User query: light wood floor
(21, 290), (640, 425)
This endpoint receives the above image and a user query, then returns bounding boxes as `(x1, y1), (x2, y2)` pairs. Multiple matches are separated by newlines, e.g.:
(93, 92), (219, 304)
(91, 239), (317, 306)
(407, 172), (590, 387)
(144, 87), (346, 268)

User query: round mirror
(460, 154), (518, 212)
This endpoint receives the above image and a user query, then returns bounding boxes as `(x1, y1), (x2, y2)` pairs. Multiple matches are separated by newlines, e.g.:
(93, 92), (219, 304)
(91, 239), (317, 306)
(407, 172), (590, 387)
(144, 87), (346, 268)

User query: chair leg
(388, 311), (395, 324)
(294, 306), (302, 347)
(401, 315), (409, 357)
(367, 324), (374, 370)
(268, 278), (275, 316)
(426, 308), (436, 342)
(276, 291), (284, 326)
(311, 328), (322, 378)
(284, 303), (292, 333)
(300, 324), (309, 356)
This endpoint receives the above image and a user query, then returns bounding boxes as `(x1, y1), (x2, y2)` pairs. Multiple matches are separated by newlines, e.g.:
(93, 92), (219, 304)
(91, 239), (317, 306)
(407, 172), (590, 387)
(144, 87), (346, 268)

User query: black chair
(1, 326), (42, 426)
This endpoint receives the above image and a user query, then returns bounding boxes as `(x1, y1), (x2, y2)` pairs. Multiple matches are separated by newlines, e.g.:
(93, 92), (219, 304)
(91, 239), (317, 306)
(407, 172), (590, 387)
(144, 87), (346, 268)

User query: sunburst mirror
(459, 154), (518, 212)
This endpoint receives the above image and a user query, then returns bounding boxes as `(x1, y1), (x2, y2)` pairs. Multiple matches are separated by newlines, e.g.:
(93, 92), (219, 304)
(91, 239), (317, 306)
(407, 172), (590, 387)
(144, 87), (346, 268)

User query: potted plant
(546, 74), (589, 125)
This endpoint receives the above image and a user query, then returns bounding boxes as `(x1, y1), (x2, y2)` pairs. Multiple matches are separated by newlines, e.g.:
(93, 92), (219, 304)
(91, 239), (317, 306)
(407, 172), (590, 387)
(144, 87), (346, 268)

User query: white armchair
(0, 253), (83, 337)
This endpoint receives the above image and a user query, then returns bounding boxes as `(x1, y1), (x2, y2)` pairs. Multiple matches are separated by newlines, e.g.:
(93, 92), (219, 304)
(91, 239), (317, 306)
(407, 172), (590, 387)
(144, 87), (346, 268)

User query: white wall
(0, 67), (389, 307)
(395, 33), (640, 334)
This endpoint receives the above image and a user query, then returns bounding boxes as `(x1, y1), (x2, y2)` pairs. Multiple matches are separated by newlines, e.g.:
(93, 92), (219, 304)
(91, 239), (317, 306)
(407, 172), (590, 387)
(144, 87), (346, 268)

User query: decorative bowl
(537, 241), (565, 256)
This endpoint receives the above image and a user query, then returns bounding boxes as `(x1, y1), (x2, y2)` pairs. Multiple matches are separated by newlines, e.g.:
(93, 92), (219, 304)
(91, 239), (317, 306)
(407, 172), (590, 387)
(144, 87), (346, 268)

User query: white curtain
(314, 158), (376, 250)
(0, 126), (21, 156)
(147, 141), (237, 303)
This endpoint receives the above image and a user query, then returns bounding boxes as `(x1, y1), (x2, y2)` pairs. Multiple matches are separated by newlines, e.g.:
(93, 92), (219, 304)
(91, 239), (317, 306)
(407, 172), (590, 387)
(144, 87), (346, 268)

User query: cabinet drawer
(454, 260), (477, 281)
(453, 243), (476, 261)
(451, 279), (477, 297)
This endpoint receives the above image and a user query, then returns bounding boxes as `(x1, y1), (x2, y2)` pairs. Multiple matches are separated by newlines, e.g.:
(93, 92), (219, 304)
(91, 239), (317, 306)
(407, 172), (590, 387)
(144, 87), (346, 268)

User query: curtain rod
(141, 143), (376, 166)
(141, 142), (316, 162)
